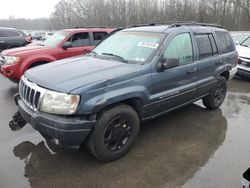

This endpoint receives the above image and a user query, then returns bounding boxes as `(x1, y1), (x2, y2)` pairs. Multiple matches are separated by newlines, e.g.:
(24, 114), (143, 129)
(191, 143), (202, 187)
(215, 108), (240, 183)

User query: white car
(235, 36), (250, 78)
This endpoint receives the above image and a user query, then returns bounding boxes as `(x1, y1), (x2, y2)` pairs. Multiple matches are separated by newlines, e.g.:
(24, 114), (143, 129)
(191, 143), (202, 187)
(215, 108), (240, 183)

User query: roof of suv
(63, 28), (115, 33)
(123, 23), (227, 33)
(0, 27), (19, 31)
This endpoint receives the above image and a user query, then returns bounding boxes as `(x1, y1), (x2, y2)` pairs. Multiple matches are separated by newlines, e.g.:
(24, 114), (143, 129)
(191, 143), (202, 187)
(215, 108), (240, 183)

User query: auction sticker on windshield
(137, 41), (159, 49)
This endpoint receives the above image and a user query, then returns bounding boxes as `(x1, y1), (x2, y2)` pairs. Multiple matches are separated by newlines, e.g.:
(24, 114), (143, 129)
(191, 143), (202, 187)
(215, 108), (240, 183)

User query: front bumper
(16, 94), (96, 149)
(0, 62), (20, 82)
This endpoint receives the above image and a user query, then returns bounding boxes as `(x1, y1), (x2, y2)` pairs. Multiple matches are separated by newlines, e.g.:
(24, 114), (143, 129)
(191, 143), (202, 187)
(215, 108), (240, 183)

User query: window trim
(195, 33), (219, 61)
(66, 32), (90, 48)
(161, 32), (195, 67)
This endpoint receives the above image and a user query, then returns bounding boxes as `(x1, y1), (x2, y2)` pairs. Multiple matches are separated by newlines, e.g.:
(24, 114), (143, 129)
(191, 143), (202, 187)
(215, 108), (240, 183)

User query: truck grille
(19, 76), (46, 111)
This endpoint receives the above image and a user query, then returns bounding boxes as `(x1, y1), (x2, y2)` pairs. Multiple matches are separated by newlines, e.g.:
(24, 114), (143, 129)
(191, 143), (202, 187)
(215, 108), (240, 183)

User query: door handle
(186, 68), (197, 74)
(83, 49), (91, 54)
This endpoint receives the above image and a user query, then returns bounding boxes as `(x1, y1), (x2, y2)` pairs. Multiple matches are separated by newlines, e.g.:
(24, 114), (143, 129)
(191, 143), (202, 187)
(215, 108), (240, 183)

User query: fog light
(51, 138), (60, 146)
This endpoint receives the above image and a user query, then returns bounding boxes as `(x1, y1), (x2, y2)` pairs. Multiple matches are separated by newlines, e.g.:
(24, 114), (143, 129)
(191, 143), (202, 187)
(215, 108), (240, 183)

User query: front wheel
(86, 104), (140, 162)
(202, 76), (227, 110)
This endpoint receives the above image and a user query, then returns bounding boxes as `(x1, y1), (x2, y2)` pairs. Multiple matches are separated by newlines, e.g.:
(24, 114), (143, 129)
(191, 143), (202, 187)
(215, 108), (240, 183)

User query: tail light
(236, 52), (239, 65)
(26, 36), (32, 43)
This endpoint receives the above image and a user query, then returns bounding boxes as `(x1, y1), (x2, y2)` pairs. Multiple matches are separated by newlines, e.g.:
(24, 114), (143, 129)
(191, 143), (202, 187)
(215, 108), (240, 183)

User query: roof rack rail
(127, 23), (157, 28)
(169, 22), (223, 28)
(74, 26), (114, 29)
(127, 21), (223, 29)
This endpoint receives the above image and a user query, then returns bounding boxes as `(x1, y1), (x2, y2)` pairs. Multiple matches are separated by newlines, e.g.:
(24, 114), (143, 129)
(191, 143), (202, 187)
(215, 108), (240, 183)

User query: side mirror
(62, 42), (72, 49)
(156, 58), (179, 72)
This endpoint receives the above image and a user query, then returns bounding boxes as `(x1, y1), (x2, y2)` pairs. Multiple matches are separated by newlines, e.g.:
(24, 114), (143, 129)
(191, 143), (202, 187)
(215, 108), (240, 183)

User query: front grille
(19, 76), (46, 111)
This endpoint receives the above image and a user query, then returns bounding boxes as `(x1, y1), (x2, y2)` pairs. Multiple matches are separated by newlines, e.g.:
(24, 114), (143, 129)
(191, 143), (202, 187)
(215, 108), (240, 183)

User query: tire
(86, 104), (140, 162)
(202, 76), (227, 110)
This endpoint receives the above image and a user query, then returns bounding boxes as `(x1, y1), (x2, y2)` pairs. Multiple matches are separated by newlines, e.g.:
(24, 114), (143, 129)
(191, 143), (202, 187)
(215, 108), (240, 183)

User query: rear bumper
(229, 66), (238, 79)
(16, 95), (96, 149)
(237, 65), (250, 78)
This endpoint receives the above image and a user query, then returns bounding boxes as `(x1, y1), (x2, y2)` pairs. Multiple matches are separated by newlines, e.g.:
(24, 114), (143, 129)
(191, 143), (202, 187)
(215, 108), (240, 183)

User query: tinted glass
(163, 33), (193, 65)
(1, 30), (21, 37)
(93, 31), (164, 63)
(215, 31), (235, 53)
(93, 32), (107, 45)
(209, 34), (219, 55)
(67, 32), (90, 47)
(196, 34), (219, 59)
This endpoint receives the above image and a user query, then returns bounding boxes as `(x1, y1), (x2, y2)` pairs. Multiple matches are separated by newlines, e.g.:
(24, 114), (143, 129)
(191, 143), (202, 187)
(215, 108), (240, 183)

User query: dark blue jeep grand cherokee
(10, 23), (237, 162)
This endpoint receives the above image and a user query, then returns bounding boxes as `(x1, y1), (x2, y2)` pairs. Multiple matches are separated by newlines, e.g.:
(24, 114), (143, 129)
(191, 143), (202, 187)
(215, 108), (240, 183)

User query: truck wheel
(202, 76), (227, 110)
(86, 104), (140, 162)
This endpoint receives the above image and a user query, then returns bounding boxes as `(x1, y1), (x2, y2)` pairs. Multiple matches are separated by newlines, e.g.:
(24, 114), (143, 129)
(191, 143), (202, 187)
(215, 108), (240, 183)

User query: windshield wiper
(101, 53), (128, 63)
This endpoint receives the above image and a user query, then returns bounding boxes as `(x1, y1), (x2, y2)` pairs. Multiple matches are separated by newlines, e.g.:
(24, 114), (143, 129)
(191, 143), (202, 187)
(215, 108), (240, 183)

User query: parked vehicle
(231, 34), (250, 45)
(10, 22), (237, 162)
(0, 28), (114, 82)
(0, 27), (31, 52)
(42, 32), (54, 41)
(235, 35), (250, 78)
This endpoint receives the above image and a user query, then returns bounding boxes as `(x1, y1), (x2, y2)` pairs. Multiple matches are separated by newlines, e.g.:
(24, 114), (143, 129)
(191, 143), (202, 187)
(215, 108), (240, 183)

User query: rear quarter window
(93, 32), (108, 45)
(215, 31), (235, 54)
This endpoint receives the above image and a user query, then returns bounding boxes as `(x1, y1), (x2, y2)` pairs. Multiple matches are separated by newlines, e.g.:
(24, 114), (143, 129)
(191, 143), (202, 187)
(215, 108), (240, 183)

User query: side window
(93, 32), (108, 45)
(163, 33), (193, 65)
(1, 30), (21, 37)
(209, 34), (219, 55)
(196, 34), (218, 59)
(215, 31), (235, 54)
(67, 32), (90, 47)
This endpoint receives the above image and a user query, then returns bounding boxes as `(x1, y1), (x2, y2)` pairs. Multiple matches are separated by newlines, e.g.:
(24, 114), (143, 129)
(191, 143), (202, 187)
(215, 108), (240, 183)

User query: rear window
(93, 32), (108, 45)
(215, 31), (235, 54)
(195, 34), (218, 59)
(0, 30), (21, 37)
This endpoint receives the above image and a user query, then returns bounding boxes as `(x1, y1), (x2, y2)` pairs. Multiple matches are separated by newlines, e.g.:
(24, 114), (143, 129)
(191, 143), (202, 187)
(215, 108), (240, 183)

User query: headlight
(4, 56), (20, 65)
(40, 90), (80, 115)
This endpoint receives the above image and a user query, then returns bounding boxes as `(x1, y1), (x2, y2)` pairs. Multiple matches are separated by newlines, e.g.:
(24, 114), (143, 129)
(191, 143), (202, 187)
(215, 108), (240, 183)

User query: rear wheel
(202, 76), (227, 110)
(86, 104), (140, 162)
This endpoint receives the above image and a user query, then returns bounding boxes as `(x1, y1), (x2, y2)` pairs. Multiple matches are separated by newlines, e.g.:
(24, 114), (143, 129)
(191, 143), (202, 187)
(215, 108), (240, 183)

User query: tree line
(1, 0), (250, 31)
(49, 0), (250, 31)
(0, 18), (49, 30)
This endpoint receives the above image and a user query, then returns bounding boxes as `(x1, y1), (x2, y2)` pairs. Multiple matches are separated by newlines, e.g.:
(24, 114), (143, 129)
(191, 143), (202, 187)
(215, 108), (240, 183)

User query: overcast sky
(0, 0), (61, 19)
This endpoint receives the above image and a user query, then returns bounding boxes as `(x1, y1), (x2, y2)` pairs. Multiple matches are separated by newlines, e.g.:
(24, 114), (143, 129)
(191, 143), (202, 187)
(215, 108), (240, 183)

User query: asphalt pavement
(0, 76), (249, 188)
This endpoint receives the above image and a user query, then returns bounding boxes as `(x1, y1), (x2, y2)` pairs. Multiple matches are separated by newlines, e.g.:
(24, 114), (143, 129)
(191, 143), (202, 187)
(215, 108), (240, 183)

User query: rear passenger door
(59, 32), (93, 59)
(195, 33), (222, 96)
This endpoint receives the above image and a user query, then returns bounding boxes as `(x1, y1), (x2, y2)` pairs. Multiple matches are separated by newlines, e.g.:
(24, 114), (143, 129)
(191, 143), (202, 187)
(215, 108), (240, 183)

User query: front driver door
(150, 32), (198, 117)
(59, 32), (93, 59)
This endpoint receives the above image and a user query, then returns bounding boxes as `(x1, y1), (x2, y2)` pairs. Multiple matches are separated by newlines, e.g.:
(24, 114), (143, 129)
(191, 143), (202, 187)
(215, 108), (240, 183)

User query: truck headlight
(40, 90), (80, 115)
(4, 56), (20, 65)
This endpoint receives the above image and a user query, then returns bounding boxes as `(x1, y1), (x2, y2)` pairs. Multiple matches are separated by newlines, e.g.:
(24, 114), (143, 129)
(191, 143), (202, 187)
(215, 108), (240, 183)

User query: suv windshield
(43, 31), (69, 47)
(93, 31), (164, 63)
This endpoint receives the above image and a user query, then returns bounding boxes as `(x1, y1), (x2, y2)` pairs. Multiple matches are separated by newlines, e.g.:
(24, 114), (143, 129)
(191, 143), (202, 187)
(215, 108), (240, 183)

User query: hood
(25, 56), (142, 93)
(1, 45), (53, 56)
(236, 45), (250, 58)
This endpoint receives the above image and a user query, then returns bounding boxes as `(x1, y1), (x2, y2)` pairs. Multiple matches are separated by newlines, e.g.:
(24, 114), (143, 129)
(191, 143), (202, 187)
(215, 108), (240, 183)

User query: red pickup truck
(0, 28), (114, 82)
